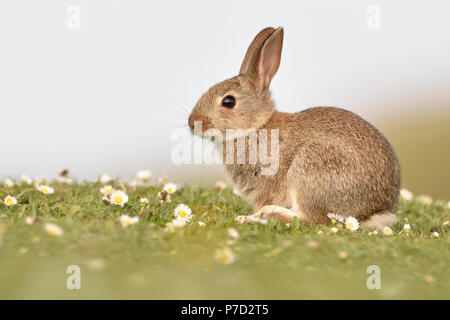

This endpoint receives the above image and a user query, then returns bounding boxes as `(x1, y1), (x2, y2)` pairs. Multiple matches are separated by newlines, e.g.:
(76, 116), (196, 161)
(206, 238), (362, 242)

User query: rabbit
(188, 27), (400, 230)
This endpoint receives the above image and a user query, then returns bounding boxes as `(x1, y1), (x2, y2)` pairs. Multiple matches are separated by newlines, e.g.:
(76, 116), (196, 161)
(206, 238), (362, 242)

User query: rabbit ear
(240, 27), (276, 75)
(239, 27), (284, 92)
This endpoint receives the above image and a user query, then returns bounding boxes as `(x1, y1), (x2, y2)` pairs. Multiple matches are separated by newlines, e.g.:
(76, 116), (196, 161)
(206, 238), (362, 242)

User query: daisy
(99, 174), (113, 184)
(174, 204), (192, 222)
(215, 248), (235, 264)
(327, 213), (344, 224)
(382, 226), (393, 236)
(4, 178), (14, 188)
(36, 185), (54, 195)
(227, 227), (239, 239)
(4, 195), (17, 207)
(399, 189), (413, 201)
(21, 174), (32, 185)
(140, 198), (149, 206)
(331, 227), (339, 233)
(416, 194), (432, 205)
(25, 217), (35, 225)
(431, 231), (439, 238)
(136, 170), (151, 183)
(110, 190), (128, 207)
(235, 215), (246, 224)
(403, 224), (411, 233)
(233, 188), (240, 196)
(100, 185), (113, 196)
(345, 216), (359, 232)
(163, 183), (177, 194)
(44, 223), (63, 236)
(214, 180), (227, 191)
(119, 215), (139, 227)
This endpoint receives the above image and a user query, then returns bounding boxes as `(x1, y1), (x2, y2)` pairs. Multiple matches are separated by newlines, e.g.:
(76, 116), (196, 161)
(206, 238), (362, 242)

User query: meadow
(0, 177), (449, 299)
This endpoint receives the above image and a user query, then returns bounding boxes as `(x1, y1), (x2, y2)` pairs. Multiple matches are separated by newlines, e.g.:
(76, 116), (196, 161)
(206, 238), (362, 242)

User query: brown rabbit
(188, 27), (400, 230)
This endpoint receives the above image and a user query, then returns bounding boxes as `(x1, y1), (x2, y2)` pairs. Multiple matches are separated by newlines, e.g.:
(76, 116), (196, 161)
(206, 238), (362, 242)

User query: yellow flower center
(114, 196), (123, 204)
(218, 253), (228, 261)
(6, 198), (14, 205)
(42, 188), (48, 193)
(125, 220), (131, 226)
(179, 210), (186, 218)
(168, 187), (173, 193)
(347, 222), (354, 228)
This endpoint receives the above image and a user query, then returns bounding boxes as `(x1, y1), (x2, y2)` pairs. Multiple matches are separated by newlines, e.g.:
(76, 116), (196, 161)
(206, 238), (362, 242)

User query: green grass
(0, 182), (449, 299)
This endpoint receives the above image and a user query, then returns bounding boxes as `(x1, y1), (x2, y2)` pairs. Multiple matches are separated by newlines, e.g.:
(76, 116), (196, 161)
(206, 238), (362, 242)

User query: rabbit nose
(188, 114), (206, 131)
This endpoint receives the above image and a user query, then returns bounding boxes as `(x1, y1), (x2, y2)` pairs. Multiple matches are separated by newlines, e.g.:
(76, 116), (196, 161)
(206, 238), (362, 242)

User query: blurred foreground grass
(0, 182), (449, 299)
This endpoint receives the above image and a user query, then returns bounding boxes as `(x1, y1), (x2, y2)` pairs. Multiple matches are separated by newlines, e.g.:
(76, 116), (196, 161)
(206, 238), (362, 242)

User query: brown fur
(188, 27), (401, 229)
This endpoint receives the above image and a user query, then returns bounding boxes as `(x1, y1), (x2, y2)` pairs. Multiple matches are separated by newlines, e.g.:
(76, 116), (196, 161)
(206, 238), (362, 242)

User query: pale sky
(1, 0), (449, 181)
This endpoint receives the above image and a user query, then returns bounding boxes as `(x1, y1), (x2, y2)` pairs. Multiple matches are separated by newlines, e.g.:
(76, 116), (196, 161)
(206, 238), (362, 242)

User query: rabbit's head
(189, 27), (284, 135)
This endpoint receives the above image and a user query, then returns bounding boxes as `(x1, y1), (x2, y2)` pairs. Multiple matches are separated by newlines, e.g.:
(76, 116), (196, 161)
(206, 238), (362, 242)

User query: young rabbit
(188, 27), (400, 230)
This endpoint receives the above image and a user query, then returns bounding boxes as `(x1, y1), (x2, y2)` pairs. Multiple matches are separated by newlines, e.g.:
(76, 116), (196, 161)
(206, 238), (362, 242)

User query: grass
(0, 181), (449, 299)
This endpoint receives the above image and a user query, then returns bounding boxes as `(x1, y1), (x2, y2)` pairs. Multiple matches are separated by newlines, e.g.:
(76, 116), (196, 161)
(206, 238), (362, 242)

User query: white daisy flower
(331, 227), (339, 233)
(345, 216), (359, 232)
(100, 185), (113, 196)
(4, 178), (14, 188)
(25, 216), (35, 225)
(44, 223), (63, 236)
(399, 189), (413, 201)
(136, 170), (152, 183)
(327, 213), (344, 224)
(21, 174), (32, 185)
(227, 227), (239, 239)
(215, 248), (235, 264)
(110, 190), (128, 207)
(163, 183), (177, 194)
(431, 231), (439, 238)
(382, 226), (393, 236)
(198, 221), (206, 227)
(174, 204), (192, 222)
(403, 224), (411, 233)
(119, 215), (139, 227)
(214, 180), (227, 191)
(36, 185), (54, 195)
(140, 198), (149, 206)
(416, 194), (432, 205)
(235, 215), (246, 224)
(99, 174), (113, 184)
(4, 195), (17, 207)
(233, 188), (240, 196)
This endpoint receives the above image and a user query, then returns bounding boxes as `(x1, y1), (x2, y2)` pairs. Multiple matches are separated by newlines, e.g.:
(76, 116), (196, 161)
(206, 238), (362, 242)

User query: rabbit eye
(221, 95), (236, 108)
